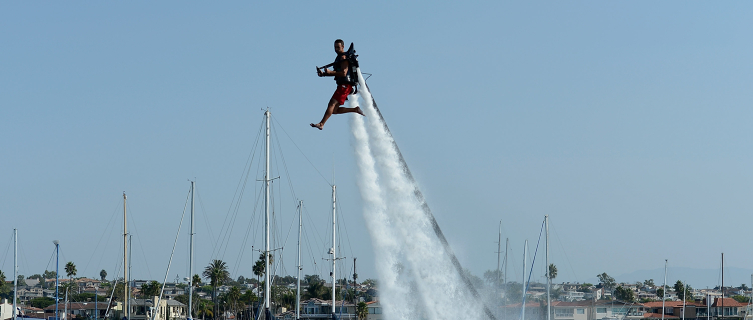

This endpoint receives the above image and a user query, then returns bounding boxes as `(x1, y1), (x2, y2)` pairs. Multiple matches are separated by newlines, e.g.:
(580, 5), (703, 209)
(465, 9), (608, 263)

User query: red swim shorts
(331, 84), (352, 106)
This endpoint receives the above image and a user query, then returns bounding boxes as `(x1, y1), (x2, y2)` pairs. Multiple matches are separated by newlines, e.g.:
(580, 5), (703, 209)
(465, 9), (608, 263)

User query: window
(613, 308), (628, 315)
(597, 308), (607, 314)
(555, 308), (574, 317)
(577, 309), (585, 314)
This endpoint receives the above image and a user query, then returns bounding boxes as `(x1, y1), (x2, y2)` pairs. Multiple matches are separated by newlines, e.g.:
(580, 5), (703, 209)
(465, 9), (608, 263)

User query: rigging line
(195, 188), (217, 255)
(44, 246), (56, 275)
(216, 145), (259, 262)
(127, 203), (154, 279)
(272, 122), (299, 203)
(303, 206), (327, 255)
(334, 200), (355, 259)
(520, 219), (545, 320)
(212, 117), (264, 260)
(0, 233), (12, 270)
(96, 201), (123, 273)
(150, 184), (191, 320)
(82, 200), (122, 277)
(231, 182), (265, 276)
(549, 219), (579, 283)
(272, 116), (331, 186)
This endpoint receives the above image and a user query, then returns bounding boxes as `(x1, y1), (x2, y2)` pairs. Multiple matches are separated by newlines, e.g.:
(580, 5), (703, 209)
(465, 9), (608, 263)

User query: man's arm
(323, 56), (348, 77)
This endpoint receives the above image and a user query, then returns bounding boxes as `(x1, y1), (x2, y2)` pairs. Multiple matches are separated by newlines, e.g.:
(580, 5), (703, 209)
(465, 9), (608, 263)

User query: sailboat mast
(54, 240), (59, 320)
(331, 185), (337, 319)
(497, 222), (501, 295)
(722, 253), (724, 320)
(522, 240), (528, 320)
(546, 215), (550, 320)
(13, 229), (17, 320)
(264, 109), (272, 319)
(296, 200), (302, 320)
(189, 181), (195, 320)
(123, 192), (128, 320)
(662, 259), (667, 320)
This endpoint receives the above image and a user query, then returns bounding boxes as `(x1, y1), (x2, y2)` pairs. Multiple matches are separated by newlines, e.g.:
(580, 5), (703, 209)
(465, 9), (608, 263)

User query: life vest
(332, 43), (359, 94)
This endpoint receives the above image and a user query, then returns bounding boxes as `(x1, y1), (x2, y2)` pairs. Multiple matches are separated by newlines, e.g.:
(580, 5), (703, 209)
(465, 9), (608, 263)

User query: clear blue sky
(2, 1), (753, 289)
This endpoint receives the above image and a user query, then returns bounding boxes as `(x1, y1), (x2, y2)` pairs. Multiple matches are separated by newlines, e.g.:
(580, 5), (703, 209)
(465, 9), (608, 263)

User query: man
(310, 39), (364, 130)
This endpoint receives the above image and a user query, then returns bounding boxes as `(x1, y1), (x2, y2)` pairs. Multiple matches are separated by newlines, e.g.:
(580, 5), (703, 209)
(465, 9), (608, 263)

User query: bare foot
(356, 106), (365, 116)
(310, 123), (323, 130)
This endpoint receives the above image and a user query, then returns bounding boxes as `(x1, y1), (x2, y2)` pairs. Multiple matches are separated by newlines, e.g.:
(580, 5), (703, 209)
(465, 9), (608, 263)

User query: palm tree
(547, 264), (557, 280)
(196, 300), (213, 320)
(226, 286), (241, 319)
(65, 261), (77, 293)
(356, 302), (368, 320)
(203, 260), (230, 318)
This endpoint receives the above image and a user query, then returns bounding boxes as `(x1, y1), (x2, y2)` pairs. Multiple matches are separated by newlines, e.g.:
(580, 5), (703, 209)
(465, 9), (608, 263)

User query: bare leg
(311, 98), (339, 130)
(311, 98), (364, 130)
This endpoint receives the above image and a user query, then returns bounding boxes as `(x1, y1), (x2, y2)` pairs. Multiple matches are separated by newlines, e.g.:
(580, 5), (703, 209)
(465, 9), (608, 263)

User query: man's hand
(317, 67), (324, 77)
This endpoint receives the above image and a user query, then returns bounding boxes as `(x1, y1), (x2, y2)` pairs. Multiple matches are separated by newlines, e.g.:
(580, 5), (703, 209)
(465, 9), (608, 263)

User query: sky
(2, 1), (753, 290)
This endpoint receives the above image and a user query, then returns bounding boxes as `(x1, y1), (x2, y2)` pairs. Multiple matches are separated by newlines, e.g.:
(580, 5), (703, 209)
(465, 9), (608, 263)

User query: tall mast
(54, 240), (59, 320)
(296, 200), (302, 320)
(662, 259), (667, 320)
(128, 234), (132, 320)
(546, 215), (550, 320)
(496, 221), (501, 300)
(123, 192), (128, 320)
(522, 240), (528, 320)
(682, 280), (686, 320)
(721, 253), (724, 320)
(13, 229), (17, 320)
(264, 109), (271, 319)
(504, 238), (508, 294)
(189, 181), (195, 320)
(331, 185), (337, 320)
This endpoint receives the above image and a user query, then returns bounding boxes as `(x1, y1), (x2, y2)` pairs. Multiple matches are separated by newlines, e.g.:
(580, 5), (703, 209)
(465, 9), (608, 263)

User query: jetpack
(316, 42), (360, 94)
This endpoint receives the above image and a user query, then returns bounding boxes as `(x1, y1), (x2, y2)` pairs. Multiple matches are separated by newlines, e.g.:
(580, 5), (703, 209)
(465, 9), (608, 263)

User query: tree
(732, 295), (750, 303)
(0, 271), (9, 299)
(673, 281), (693, 301)
(615, 286), (635, 302)
(657, 287), (664, 299)
(192, 274), (202, 288)
(548, 264), (558, 280)
(43, 270), (57, 279)
(597, 273), (616, 290)
(100, 270), (107, 281)
(65, 262), (77, 280)
(304, 275), (322, 286)
(203, 259), (230, 318)
(357, 302), (368, 320)
(17, 275), (27, 286)
(29, 297), (56, 308)
(226, 286), (242, 319)
(141, 281), (161, 298)
(741, 284), (751, 291)
(644, 279), (655, 287)
(305, 281), (327, 300)
(361, 278), (377, 288)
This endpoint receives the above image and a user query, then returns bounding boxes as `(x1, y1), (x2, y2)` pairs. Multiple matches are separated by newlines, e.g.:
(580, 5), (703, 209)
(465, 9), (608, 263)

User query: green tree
(597, 273), (616, 290)
(203, 259), (230, 318)
(29, 297), (56, 308)
(356, 302), (368, 320)
(615, 286), (635, 302)
(740, 284), (750, 291)
(657, 287), (664, 299)
(548, 264), (558, 280)
(100, 270), (107, 281)
(304, 275), (322, 286)
(0, 271), (9, 299)
(65, 261), (77, 280)
(673, 281), (693, 301)
(644, 279), (655, 287)
(141, 280), (161, 298)
(732, 295), (750, 303)
(43, 270), (57, 279)
(17, 275), (27, 286)
(361, 279), (376, 288)
(305, 281), (326, 300)
(193, 274), (202, 288)
(226, 286), (242, 319)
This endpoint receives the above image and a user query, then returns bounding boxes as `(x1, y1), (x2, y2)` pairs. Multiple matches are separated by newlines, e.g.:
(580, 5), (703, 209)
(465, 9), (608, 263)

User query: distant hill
(579, 267), (753, 289)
